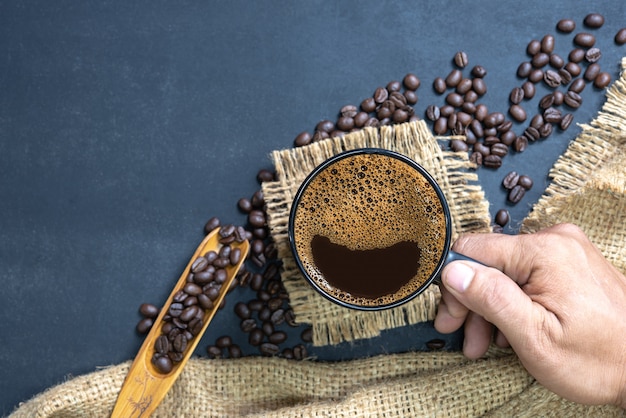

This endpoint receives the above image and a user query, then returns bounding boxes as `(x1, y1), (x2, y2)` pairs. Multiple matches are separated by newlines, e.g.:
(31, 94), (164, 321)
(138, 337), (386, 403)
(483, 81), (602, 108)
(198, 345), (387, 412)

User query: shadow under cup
(288, 148), (456, 311)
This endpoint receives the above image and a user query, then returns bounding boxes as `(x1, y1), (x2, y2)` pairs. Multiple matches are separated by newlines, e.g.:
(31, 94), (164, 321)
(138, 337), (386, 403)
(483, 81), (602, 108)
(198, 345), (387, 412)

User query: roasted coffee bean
(215, 335), (232, 348)
(456, 78), (473, 95)
(433, 77), (447, 94)
(543, 69), (562, 88)
(403, 73), (421, 90)
(353, 111), (369, 128)
(240, 318), (256, 332)
(469, 151), (483, 165)
(206, 345), (222, 359)
(248, 210), (266, 228)
(527, 39), (541, 56)
(404, 90), (418, 105)
(155, 335), (170, 354)
(191, 256), (209, 273)
(336, 116), (354, 131)
(509, 87), (524, 104)
(490, 143), (509, 158)
(453, 51), (469, 68)
(172, 334), (188, 352)
(446, 113), (457, 130)
(270, 308), (285, 325)
(514, 135), (528, 152)
(483, 112), (505, 129)
(558, 68), (572, 85)
(594, 72), (611, 89)
(183, 282), (202, 297)
(541, 34), (555, 54)
(180, 305), (200, 322)
(539, 122), (553, 138)
(508, 104), (527, 122)
(521, 81), (535, 99)
(204, 285), (220, 301)
(360, 97), (376, 113)
(229, 247), (242, 265)
(564, 62), (581, 77)
(508, 185), (526, 203)
(549, 53), (564, 69)
(433, 117), (448, 135)
(168, 302), (184, 318)
(152, 355), (173, 374)
(197, 294), (213, 310)
(316, 120), (335, 133)
(484, 135), (499, 146)
(260, 343), (280, 356)
(557, 19), (576, 33)
(530, 114), (544, 130)
(495, 209), (510, 227)
(204, 251), (218, 265)
(539, 93), (555, 109)
(564, 91), (582, 108)
(203, 216), (221, 234)
(529, 69), (544, 83)
(373, 87), (388, 104)
(426, 339), (446, 350)
(517, 61), (532, 78)
(256, 169), (275, 183)
(583, 13), (604, 28)
(560, 113), (574, 130)
(293, 131), (312, 147)
(340, 105), (358, 118)
(543, 107), (562, 124)
(474, 104), (488, 122)
(483, 155), (502, 169)
(228, 345), (242, 359)
(471, 65), (487, 78)
(569, 49), (586, 65)
(532, 52), (550, 68)
(502, 171), (520, 189)
(524, 126), (541, 142)
(136, 317), (153, 334)
(445, 69), (463, 88)
(248, 328), (264, 346)
(389, 91), (407, 108)
(569, 78), (586, 93)
(268, 331), (287, 345)
(474, 142), (490, 157)
(139, 303), (159, 318)
(301, 327), (313, 343)
(237, 198), (253, 213)
(616, 28), (626, 45)
(518, 175), (534, 190)
(445, 92), (464, 107)
(251, 190), (264, 208)
(500, 130), (516, 146)
(584, 47), (601, 64)
(386, 80), (402, 92)
(450, 139), (468, 153)
(574, 32), (595, 48)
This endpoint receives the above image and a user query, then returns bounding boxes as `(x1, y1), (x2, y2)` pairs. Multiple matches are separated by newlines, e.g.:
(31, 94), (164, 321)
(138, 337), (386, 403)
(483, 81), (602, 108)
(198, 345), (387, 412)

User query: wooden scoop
(110, 228), (249, 417)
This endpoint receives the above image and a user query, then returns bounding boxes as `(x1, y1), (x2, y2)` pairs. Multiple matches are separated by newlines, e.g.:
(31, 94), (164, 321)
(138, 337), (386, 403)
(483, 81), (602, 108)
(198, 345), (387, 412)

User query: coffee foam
(292, 152), (448, 307)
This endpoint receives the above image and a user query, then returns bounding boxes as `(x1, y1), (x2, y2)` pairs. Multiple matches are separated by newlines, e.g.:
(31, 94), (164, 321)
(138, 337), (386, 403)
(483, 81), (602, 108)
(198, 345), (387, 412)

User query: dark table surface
(1, 1), (625, 414)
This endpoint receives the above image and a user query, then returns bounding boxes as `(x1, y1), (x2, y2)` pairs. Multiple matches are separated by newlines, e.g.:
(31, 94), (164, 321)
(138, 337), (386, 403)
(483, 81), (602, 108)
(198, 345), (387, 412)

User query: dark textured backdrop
(1, 1), (624, 414)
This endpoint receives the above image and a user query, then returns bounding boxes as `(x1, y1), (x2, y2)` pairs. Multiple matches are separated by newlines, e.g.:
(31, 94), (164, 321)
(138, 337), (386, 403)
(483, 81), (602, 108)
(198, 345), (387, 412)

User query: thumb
(442, 260), (535, 345)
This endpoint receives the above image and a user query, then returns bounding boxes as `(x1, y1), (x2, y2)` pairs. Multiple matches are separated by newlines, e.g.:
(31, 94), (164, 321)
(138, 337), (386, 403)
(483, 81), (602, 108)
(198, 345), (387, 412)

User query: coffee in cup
(288, 148), (453, 310)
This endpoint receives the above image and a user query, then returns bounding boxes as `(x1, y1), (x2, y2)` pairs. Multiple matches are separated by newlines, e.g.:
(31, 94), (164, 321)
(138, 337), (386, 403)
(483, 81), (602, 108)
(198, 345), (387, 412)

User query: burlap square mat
(9, 58), (626, 418)
(262, 120), (491, 346)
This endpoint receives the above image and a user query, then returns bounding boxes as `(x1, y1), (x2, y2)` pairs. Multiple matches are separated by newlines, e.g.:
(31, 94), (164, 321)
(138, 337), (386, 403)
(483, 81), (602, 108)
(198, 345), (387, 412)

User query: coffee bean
(204, 217), (221, 234)
(490, 143), (509, 158)
(509, 104), (527, 122)
(594, 72), (611, 89)
(403, 73), (421, 90)
(483, 155), (502, 169)
(532, 52), (550, 68)
(206, 345), (222, 359)
(386, 80), (402, 92)
(569, 48), (586, 63)
(136, 317), (153, 334)
(228, 345), (242, 359)
(564, 62), (581, 77)
(560, 113), (574, 130)
(541, 34), (555, 54)
(543, 69), (562, 88)
(574, 32), (595, 48)
(616, 28), (626, 45)
(500, 130), (516, 146)
(495, 209), (510, 227)
(527, 39), (541, 56)
(152, 354), (173, 374)
(524, 126), (540, 142)
(549, 54), (564, 69)
(509, 87), (524, 104)
(433, 77), (447, 94)
(518, 175), (534, 190)
(404, 90), (418, 105)
(301, 327), (313, 343)
(583, 13), (604, 28)
(530, 114), (544, 130)
(585, 47), (602, 63)
(471, 78), (487, 96)
(564, 91), (583, 108)
(373, 87), (388, 104)
(539, 93), (555, 109)
(517, 61), (532, 78)
(557, 19), (576, 33)
(469, 151), (483, 165)
(248, 328), (264, 346)
(139, 303), (159, 319)
(569, 78), (586, 93)
(529, 69), (544, 83)
(172, 334), (188, 352)
(502, 171), (520, 189)
(521, 81), (535, 99)
(558, 68), (572, 85)
(508, 185), (526, 203)
(543, 107), (562, 124)
(445, 93), (463, 108)
(259, 343), (280, 356)
(471, 65), (487, 78)
(514, 136), (528, 152)
(248, 210), (266, 228)
(445, 69), (462, 87)
(270, 308), (285, 325)
(240, 318), (256, 332)
(433, 117), (448, 135)
(268, 331), (287, 345)
(456, 78), (473, 95)
(539, 122), (553, 138)
(453, 51), (469, 68)
(426, 339), (446, 350)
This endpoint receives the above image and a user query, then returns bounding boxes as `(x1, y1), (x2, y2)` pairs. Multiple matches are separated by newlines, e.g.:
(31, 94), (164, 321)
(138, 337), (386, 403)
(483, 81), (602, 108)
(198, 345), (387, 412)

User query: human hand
(434, 223), (626, 408)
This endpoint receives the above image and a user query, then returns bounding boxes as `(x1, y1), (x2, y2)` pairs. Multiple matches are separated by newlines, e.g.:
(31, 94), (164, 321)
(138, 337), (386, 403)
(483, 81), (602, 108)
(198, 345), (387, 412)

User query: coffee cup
(288, 148), (475, 311)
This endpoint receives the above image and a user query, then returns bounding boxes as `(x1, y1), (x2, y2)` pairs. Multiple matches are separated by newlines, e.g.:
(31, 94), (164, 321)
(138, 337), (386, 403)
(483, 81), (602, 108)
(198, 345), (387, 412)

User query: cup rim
(288, 147), (452, 311)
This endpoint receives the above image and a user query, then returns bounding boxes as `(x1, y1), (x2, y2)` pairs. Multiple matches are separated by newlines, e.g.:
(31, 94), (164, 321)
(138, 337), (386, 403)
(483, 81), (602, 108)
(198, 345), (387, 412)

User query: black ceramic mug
(288, 148), (476, 311)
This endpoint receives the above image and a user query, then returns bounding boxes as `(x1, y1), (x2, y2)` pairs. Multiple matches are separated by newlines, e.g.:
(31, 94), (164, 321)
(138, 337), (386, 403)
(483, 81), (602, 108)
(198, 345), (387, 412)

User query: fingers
(434, 285), (468, 333)
(440, 260), (536, 350)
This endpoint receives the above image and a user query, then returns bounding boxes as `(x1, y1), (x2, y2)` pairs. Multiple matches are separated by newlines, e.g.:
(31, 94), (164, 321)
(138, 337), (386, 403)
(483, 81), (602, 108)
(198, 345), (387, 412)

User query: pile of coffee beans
(148, 225), (248, 374)
(137, 12), (626, 361)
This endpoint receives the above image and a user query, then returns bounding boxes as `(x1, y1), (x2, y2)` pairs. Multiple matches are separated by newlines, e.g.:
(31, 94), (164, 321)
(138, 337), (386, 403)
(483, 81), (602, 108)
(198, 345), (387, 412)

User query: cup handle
(433, 251), (483, 285)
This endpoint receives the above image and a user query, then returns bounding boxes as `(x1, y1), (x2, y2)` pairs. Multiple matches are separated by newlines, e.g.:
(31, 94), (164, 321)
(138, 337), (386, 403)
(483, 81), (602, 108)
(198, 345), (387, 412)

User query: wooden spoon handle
(110, 228), (249, 417)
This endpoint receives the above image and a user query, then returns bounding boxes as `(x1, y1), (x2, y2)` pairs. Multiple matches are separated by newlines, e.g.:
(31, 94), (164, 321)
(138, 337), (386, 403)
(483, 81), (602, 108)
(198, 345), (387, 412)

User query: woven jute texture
(261, 120), (491, 346)
(10, 59), (626, 418)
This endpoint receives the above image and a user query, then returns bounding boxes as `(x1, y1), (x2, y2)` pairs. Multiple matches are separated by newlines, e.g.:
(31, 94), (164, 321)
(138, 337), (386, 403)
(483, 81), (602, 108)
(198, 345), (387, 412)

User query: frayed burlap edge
(521, 58), (626, 276)
(262, 120), (491, 346)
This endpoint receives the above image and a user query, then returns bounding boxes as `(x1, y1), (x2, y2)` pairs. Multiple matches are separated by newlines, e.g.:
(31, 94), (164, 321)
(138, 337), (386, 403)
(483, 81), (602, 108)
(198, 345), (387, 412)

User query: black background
(1, 1), (624, 414)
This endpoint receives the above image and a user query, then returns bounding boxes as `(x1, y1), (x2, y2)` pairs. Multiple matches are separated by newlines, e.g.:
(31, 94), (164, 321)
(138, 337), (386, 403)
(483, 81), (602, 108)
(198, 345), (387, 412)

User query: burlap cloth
(9, 58), (626, 417)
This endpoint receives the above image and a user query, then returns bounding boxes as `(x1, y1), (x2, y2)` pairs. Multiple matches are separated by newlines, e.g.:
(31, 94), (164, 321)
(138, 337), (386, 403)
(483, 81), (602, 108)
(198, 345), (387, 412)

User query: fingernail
(444, 262), (475, 293)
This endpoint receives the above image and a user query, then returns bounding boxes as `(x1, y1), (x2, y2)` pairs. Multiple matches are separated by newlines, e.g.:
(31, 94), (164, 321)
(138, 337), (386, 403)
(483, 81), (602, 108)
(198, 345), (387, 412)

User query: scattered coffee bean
(574, 32), (596, 48)
(569, 48), (586, 63)
(454, 51), (469, 68)
(616, 28), (626, 45)
(502, 171), (520, 189)
(583, 13), (604, 28)
(556, 19), (576, 33)
(495, 209), (510, 227)
(426, 339), (446, 350)
(518, 175), (534, 190)
(508, 185), (526, 204)
(593, 72), (611, 89)
(560, 113), (574, 130)
(585, 47), (602, 63)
